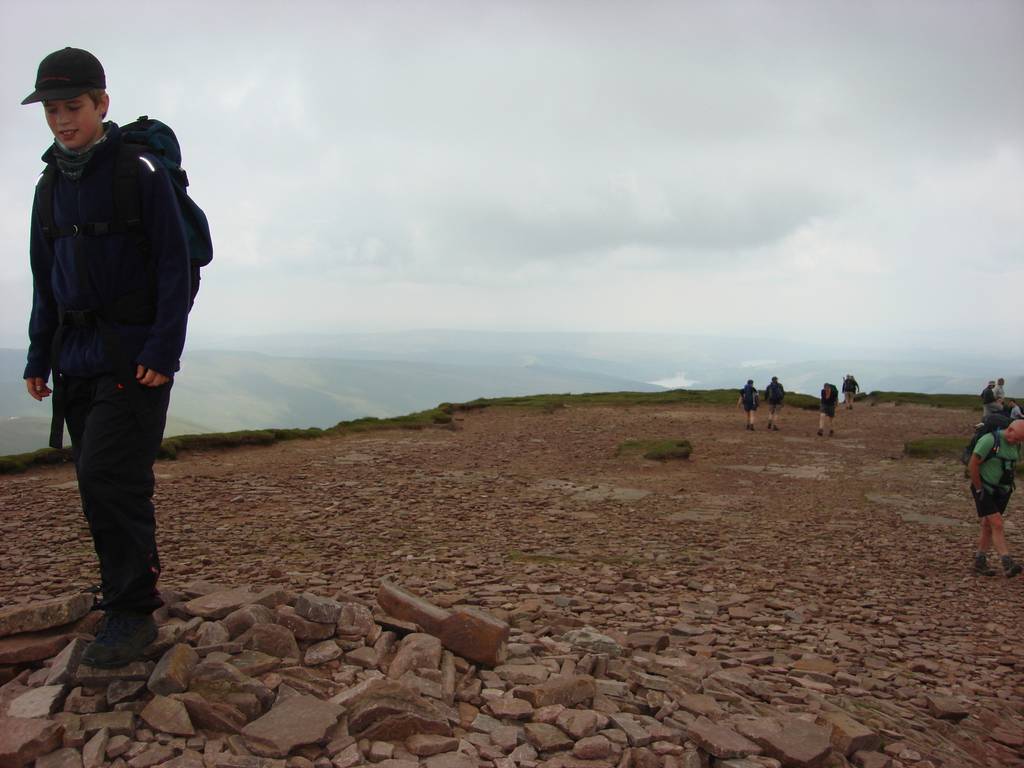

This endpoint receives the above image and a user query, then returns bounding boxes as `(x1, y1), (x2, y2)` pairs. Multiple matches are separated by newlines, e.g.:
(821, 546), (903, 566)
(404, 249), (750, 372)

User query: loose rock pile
(2, 581), (1017, 768)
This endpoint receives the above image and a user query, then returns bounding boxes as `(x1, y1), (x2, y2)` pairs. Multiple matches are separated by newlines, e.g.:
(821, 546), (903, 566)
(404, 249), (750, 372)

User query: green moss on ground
(905, 434), (1024, 477)
(867, 391), (980, 409)
(0, 447), (73, 475)
(618, 439), (693, 461)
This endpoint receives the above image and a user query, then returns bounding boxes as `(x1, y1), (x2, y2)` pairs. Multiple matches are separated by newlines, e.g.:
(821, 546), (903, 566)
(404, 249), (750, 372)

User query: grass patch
(618, 439), (693, 461)
(905, 434), (1024, 477)
(867, 391), (980, 409)
(0, 447), (73, 475)
(904, 437), (964, 459)
(451, 389), (821, 411)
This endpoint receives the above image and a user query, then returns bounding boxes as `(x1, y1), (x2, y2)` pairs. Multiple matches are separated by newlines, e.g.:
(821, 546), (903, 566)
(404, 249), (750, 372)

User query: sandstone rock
(747, 718), (832, 768)
(82, 727), (108, 768)
(0, 716), (64, 768)
(149, 643), (200, 695)
(224, 605), (276, 639)
(7, 685), (67, 718)
(377, 582), (508, 667)
(514, 675), (595, 708)
(494, 663), (549, 685)
(423, 753), (477, 768)
(573, 735), (612, 760)
(336, 604), (375, 638)
(241, 695), (344, 758)
(405, 734), (459, 757)
(556, 709), (600, 739)
(608, 713), (652, 747)
(625, 631), (669, 652)
(76, 662), (153, 685)
(675, 693), (722, 719)
(183, 587), (259, 620)
(294, 594), (343, 624)
(36, 748), (83, 768)
(388, 633), (442, 680)
(486, 696), (534, 720)
(80, 711), (134, 737)
(561, 628), (622, 657)
(524, 723), (573, 752)
(0, 628), (72, 665)
(346, 679), (452, 741)
(816, 710), (880, 756)
(194, 621), (232, 647)
(0, 594), (93, 639)
(45, 637), (89, 687)
(243, 625), (300, 660)
(852, 752), (892, 768)
(685, 717), (762, 760)
(925, 694), (969, 721)
(128, 744), (175, 768)
(176, 692), (246, 733)
(141, 694), (195, 736)
(305, 640), (343, 666)
(331, 743), (363, 768)
(275, 607), (335, 641)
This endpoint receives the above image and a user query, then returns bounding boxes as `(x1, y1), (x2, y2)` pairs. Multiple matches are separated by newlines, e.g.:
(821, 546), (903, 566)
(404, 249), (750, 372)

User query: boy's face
(43, 93), (108, 151)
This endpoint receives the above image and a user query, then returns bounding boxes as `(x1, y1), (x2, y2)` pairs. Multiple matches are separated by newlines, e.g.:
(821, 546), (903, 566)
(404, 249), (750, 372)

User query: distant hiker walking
(841, 374), (859, 410)
(21, 48), (209, 667)
(818, 382), (838, 436)
(1010, 400), (1022, 421)
(969, 419), (1023, 577)
(764, 376), (785, 431)
(737, 379), (759, 431)
(994, 378), (1006, 402)
(982, 381), (1002, 419)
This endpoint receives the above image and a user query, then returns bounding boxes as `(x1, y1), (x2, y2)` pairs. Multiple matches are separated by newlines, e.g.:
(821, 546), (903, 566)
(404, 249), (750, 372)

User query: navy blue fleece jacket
(24, 123), (190, 381)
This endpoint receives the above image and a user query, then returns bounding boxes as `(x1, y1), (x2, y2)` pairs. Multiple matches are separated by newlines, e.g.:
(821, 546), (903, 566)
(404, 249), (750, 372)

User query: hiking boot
(829, 429), (835, 437)
(1002, 556), (1023, 578)
(973, 553), (996, 576)
(817, 429), (823, 436)
(81, 612), (157, 669)
(772, 424), (780, 431)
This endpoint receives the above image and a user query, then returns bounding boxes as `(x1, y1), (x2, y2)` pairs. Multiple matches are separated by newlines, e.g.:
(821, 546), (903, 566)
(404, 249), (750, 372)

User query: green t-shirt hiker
(969, 422), (1023, 577)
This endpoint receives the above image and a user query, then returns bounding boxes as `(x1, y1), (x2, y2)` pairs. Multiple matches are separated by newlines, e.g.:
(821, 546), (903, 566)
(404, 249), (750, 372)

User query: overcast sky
(1, 0), (1021, 356)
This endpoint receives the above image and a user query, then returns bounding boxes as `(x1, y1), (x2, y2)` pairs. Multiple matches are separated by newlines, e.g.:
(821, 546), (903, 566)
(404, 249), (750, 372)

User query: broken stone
(183, 587), (260, 620)
(377, 582), (508, 667)
(346, 679), (452, 741)
(405, 734), (459, 757)
(561, 628), (623, 657)
(816, 710), (880, 756)
(746, 717), (832, 768)
(685, 717), (762, 760)
(7, 685), (67, 718)
(141, 694), (195, 736)
(36, 747), (83, 768)
(305, 640), (343, 666)
(0, 594), (93, 639)
(514, 675), (596, 708)
(241, 695), (344, 758)
(388, 633), (442, 680)
(294, 594), (343, 624)
(0, 716), (65, 768)
(175, 692), (246, 733)
(243, 625), (300, 660)
(523, 723), (573, 753)
(45, 637), (89, 687)
(76, 662), (153, 686)
(925, 694), (969, 721)
(274, 607), (335, 641)
(149, 643), (200, 695)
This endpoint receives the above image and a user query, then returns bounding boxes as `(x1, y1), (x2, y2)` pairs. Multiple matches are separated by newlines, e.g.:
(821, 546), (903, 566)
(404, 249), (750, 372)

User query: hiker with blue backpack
(764, 376), (785, 431)
(737, 379), (759, 431)
(21, 48), (211, 667)
(968, 419), (1023, 577)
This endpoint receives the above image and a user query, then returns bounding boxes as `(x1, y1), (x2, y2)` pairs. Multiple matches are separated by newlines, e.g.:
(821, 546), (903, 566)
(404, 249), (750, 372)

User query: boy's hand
(136, 365), (169, 387)
(25, 377), (51, 401)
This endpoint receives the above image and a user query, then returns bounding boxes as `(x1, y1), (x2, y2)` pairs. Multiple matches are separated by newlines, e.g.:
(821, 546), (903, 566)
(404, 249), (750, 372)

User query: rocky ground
(0, 400), (1022, 768)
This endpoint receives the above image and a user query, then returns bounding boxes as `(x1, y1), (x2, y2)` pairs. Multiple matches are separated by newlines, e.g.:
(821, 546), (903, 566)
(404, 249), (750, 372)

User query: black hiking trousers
(63, 373), (172, 615)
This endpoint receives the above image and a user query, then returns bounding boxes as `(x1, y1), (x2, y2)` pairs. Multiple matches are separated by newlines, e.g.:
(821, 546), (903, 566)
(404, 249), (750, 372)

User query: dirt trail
(2, 399), (1023, 763)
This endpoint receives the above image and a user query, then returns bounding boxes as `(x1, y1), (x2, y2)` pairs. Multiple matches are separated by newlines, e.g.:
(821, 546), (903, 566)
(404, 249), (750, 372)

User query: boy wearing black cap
(22, 48), (191, 667)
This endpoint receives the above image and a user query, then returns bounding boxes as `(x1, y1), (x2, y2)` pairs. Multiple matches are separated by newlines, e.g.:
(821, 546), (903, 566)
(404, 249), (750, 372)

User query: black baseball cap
(21, 47), (105, 105)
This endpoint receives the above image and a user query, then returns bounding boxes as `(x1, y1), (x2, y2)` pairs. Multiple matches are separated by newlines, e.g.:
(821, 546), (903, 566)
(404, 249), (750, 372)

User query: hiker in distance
(981, 380), (1002, 419)
(22, 47), (210, 667)
(969, 419), (1024, 577)
(818, 382), (839, 436)
(994, 377), (1006, 402)
(841, 373), (859, 410)
(737, 379), (759, 431)
(764, 376), (785, 431)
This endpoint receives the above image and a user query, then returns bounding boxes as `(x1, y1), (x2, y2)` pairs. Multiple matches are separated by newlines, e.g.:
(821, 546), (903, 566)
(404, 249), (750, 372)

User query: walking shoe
(81, 612), (157, 669)
(817, 429), (823, 436)
(973, 553), (996, 576)
(772, 424), (780, 431)
(829, 429), (834, 437)
(1002, 556), (1023, 578)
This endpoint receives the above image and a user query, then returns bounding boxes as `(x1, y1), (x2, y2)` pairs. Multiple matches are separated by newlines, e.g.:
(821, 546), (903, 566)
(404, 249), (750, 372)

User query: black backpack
(36, 116), (213, 317)
(981, 387), (996, 404)
(961, 413), (1013, 466)
(766, 382), (784, 403)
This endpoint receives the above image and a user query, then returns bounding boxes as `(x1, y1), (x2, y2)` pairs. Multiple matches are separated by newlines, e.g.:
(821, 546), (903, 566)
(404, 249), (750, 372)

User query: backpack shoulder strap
(113, 142), (145, 236)
(35, 164), (71, 240)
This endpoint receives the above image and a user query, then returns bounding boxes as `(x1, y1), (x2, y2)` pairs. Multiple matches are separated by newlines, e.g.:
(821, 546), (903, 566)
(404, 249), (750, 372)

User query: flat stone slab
(346, 679), (452, 741)
(0, 594), (93, 639)
(686, 717), (762, 760)
(183, 587), (259, 620)
(242, 694), (343, 757)
(0, 716), (65, 768)
(514, 675), (596, 708)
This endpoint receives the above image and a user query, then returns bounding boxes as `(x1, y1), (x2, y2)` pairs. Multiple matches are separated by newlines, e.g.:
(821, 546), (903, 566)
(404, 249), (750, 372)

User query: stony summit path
(1, 401), (1023, 767)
